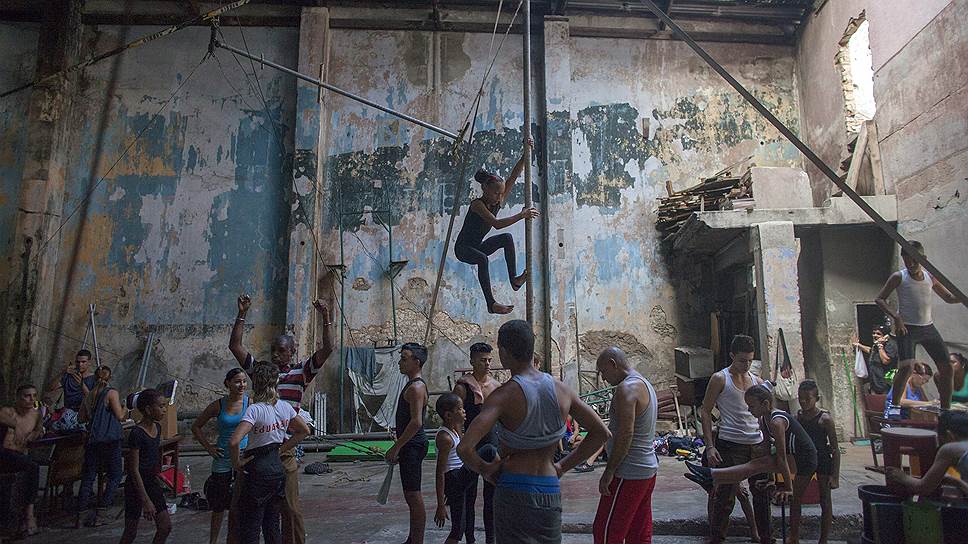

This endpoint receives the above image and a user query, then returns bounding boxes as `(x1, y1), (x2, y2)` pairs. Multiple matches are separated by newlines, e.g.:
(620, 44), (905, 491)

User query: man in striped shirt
(229, 294), (334, 544)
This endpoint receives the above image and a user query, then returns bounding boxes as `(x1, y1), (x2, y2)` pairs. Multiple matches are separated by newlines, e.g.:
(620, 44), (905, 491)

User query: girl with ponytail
(454, 137), (538, 314)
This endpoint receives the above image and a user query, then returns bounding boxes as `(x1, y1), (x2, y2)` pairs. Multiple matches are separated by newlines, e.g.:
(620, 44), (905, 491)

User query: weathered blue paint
(0, 24), (39, 279)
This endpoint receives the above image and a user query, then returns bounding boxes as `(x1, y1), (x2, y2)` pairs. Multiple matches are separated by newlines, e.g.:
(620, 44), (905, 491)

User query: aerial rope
(423, 0), (525, 342)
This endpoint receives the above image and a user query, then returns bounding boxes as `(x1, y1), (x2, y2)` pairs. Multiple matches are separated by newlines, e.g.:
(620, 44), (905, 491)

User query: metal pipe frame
(523, 0), (536, 326)
(213, 39), (459, 141)
(636, 0), (968, 307)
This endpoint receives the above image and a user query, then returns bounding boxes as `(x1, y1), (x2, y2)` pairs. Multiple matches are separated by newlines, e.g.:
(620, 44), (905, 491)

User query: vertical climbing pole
(522, 0), (535, 325)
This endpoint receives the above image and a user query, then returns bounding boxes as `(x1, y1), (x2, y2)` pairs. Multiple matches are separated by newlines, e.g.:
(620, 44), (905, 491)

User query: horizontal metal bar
(637, 0), (968, 306)
(214, 39), (459, 140)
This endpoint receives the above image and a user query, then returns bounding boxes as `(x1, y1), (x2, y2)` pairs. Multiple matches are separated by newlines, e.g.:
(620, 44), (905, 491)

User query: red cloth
(593, 475), (656, 544)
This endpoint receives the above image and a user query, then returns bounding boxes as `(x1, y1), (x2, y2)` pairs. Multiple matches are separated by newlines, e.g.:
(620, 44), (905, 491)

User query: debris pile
(656, 166), (753, 236)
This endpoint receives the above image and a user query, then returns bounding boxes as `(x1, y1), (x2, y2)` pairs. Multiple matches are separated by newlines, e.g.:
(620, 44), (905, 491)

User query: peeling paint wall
(321, 26), (801, 399)
(2, 17), (804, 418)
(0, 23), (39, 293)
(47, 26), (298, 410)
(566, 37), (801, 390)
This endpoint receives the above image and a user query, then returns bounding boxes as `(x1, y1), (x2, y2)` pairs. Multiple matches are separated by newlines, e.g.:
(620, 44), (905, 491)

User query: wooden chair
(864, 392), (935, 466)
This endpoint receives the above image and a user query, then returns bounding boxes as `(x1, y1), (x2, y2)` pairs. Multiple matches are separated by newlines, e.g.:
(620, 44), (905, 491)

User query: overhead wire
(31, 51), (211, 263)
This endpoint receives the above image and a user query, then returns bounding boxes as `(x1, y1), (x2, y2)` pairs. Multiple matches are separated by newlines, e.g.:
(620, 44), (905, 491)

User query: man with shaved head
(592, 347), (659, 544)
(229, 294), (334, 544)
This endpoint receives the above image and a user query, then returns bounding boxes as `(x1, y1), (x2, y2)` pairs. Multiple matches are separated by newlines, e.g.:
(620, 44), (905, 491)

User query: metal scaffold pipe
(213, 39), (459, 141)
(522, 0), (536, 327)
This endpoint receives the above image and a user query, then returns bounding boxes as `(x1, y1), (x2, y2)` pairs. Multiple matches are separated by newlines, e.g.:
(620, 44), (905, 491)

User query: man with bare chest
(453, 342), (501, 543)
(1, 384), (45, 537)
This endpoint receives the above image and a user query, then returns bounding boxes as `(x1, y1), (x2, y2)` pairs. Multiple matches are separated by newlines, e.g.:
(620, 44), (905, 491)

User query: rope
(32, 51), (210, 263)
(423, 0), (525, 343)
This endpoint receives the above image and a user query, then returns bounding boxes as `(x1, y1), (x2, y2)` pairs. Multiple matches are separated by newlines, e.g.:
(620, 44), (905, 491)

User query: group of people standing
(384, 319), (662, 544)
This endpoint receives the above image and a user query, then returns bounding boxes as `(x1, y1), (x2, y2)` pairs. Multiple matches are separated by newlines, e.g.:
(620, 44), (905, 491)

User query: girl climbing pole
(454, 137), (538, 315)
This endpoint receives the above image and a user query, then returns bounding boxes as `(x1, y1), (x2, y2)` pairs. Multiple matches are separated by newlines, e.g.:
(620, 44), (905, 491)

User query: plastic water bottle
(184, 464), (191, 495)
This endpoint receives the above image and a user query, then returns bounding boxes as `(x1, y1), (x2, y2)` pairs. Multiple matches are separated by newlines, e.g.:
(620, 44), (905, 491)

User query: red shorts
(593, 475), (657, 544)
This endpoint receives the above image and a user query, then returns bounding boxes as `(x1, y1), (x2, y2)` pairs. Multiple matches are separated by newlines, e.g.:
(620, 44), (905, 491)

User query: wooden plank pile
(656, 166), (753, 236)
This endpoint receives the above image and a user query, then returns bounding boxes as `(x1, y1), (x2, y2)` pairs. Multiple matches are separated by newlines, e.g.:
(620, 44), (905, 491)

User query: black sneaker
(685, 461), (712, 480)
(574, 462), (595, 473)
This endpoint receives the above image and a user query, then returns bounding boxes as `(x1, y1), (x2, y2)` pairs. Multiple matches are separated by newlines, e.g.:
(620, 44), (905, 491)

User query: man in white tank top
(701, 335), (772, 543)
(876, 240), (965, 413)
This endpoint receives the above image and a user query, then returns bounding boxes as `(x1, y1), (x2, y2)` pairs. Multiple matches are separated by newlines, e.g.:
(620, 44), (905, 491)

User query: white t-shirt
(242, 401), (298, 450)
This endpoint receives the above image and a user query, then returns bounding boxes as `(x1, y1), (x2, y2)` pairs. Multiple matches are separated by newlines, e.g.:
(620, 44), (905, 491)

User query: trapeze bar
(213, 39), (460, 141)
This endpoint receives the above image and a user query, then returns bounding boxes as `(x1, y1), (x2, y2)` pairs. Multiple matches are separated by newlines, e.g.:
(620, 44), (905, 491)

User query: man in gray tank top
(592, 347), (659, 543)
(458, 320), (610, 543)
(701, 335), (772, 544)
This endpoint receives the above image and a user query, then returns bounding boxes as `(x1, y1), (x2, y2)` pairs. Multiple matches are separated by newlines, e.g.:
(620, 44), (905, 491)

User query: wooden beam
(843, 122), (869, 194)
(865, 120), (885, 196)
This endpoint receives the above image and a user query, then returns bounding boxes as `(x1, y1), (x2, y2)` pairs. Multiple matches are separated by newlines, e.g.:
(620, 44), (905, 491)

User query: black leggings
(0, 448), (39, 507)
(455, 233), (517, 308)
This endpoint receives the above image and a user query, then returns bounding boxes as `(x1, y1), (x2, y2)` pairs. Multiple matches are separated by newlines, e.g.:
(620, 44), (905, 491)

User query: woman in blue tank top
(191, 368), (249, 544)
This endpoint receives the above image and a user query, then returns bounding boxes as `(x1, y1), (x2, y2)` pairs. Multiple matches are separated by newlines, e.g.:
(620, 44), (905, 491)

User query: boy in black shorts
(120, 389), (171, 544)
(796, 380), (840, 544)
(385, 343), (430, 544)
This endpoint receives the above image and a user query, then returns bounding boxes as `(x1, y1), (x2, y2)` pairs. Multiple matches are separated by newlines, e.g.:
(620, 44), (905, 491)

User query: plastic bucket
(859, 485), (905, 540)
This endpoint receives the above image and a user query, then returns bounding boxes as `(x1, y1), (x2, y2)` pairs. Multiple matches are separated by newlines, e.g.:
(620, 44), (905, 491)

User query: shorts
(124, 473), (167, 520)
(815, 453), (833, 476)
(897, 324), (948, 363)
(792, 449), (818, 480)
(398, 441), (429, 493)
(205, 471), (236, 512)
(494, 474), (562, 544)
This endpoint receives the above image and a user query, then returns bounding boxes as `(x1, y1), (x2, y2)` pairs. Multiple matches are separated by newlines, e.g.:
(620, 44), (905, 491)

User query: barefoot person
(0, 384), (44, 537)
(453, 342), (500, 543)
(700, 335), (772, 544)
(454, 138), (538, 314)
(592, 347), (659, 544)
(876, 240), (966, 414)
(458, 320), (610, 543)
(229, 294), (333, 544)
(192, 368), (249, 544)
(385, 343), (430, 544)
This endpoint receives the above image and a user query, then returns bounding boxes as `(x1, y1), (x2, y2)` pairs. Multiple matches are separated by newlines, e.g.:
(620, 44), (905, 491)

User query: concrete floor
(20, 444), (876, 543)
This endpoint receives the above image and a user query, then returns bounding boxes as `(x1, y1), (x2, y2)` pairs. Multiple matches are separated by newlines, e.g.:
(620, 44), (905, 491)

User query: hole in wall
(836, 13), (876, 136)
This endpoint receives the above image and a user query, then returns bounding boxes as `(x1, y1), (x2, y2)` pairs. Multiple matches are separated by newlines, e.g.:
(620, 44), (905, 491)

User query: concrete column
(286, 7), (333, 363)
(542, 17), (579, 387)
(0, 0), (84, 399)
(750, 221), (806, 382)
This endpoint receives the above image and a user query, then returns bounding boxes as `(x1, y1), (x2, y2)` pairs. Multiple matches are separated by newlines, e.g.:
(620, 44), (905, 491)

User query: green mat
(326, 439), (438, 462)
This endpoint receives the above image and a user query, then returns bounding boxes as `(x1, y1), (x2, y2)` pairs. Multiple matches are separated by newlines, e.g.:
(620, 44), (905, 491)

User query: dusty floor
(19, 444), (877, 543)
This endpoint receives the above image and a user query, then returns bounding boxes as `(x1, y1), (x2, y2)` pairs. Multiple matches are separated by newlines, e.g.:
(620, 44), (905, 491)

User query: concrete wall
(796, 0), (954, 204)
(798, 0), (968, 362)
(0, 23), (39, 293)
(0, 16), (803, 419)
(44, 25), (298, 410)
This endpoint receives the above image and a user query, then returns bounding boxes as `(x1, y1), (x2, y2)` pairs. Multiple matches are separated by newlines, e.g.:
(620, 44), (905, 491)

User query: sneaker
(685, 461), (713, 481)
(684, 472), (713, 491)
(885, 404), (902, 420)
(574, 462), (595, 473)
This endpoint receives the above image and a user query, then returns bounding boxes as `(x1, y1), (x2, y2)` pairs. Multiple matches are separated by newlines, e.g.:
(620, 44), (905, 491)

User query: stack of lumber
(656, 167), (753, 235)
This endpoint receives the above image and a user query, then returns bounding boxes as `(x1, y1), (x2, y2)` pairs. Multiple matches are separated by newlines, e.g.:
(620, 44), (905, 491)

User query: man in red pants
(592, 347), (659, 543)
